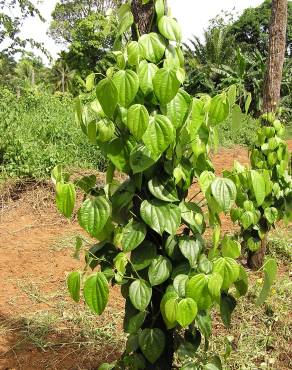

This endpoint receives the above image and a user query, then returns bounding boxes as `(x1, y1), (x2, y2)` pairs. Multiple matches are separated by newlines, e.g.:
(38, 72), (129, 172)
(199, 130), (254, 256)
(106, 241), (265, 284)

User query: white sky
(18, 0), (264, 65)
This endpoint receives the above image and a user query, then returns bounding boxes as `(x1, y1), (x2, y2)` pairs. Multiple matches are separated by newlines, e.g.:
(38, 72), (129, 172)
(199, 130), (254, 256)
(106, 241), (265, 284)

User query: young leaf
(211, 177), (237, 213)
(126, 104), (149, 140)
(67, 271), (81, 302)
(96, 78), (118, 118)
(158, 16), (182, 42)
(56, 182), (76, 218)
(112, 70), (139, 107)
(121, 219), (147, 252)
(213, 257), (240, 290)
(176, 298), (198, 327)
(207, 272), (223, 299)
(129, 279), (152, 311)
(78, 197), (111, 238)
(148, 255), (172, 286)
(164, 89), (190, 128)
(164, 297), (178, 324)
(140, 199), (167, 235)
(139, 32), (166, 64)
(153, 67), (181, 104)
(138, 328), (165, 364)
(256, 258), (277, 305)
(83, 272), (109, 315)
(186, 274), (212, 310)
(142, 115), (175, 158)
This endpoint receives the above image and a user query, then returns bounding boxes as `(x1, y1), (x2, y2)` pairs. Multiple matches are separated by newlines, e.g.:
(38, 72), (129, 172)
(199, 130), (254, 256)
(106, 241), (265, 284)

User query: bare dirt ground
(0, 143), (291, 370)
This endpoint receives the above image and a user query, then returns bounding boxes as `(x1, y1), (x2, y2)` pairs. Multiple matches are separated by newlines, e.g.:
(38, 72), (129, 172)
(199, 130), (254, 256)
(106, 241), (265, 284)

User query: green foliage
(54, 2), (284, 369)
(228, 113), (292, 255)
(0, 89), (106, 179)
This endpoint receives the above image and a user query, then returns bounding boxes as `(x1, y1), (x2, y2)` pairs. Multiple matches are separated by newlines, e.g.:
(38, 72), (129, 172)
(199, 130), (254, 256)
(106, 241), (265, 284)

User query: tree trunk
(248, 0), (287, 270)
(262, 0), (287, 113)
(131, 0), (155, 40)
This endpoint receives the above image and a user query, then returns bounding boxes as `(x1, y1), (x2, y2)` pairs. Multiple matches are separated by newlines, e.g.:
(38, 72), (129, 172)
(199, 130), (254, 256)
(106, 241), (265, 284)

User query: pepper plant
(52, 1), (276, 369)
(225, 113), (292, 269)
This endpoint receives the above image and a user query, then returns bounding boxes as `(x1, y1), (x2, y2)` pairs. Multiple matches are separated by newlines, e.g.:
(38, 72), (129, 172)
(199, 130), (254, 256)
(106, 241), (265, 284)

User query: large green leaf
(129, 279), (152, 311)
(256, 258), (277, 305)
(155, 0), (165, 20)
(138, 328), (165, 364)
(153, 68), (181, 104)
(187, 98), (205, 136)
(140, 199), (181, 235)
(139, 32), (166, 63)
(208, 93), (229, 125)
(56, 182), (76, 218)
(148, 175), (179, 202)
(160, 290), (179, 328)
(96, 119), (115, 142)
(137, 61), (158, 95)
(127, 41), (142, 66)
(207, 272), (223, 299)
(213, 257), (239, 290)
(131, 241), (157, 271)
(142, 115), (175, 158)
(264, 207), (278, 224)
(158, 15), (182, 42)
(83, 272), (109, 314)
(148, 255), (172, 286)
(211, 177), (237, 213)
(250, 170), (266, 206)
(173, 274), (188, 297)
(221, 236), (241, 259)
(67, 271), (81, 303)
(163, 89), (190, 128)
(179, 201), (204, 233)
(130, 144), (158, 174)
(117, 4), (133, 35)
(121, 219), (147, 252)
(179, 236), (202, 268)
(186, 274), (212, 310)
(176, 298), (198, 327)
(78, 197), (111, 238)
(106, 138), (131, 173)
(126, 104), (149, 140)
(199, 171), (215, 194)
(112, 70), (139, 107)
(96, 78), (118, 118)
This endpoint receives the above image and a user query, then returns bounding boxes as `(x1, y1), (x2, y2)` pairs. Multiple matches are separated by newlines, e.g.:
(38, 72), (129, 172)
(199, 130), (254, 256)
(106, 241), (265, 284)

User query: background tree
(0, 0), (46, 56)
(227, 0), (292, 55)
(49, 0), (123, 45)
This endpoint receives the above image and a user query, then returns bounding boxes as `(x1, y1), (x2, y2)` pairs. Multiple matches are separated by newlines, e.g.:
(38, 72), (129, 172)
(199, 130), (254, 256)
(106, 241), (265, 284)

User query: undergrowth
(0, 88), (107, 180)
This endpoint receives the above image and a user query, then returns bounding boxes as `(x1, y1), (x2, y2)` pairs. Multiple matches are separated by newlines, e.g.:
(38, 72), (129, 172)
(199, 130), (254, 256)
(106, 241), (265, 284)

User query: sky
(18, 0), (264, 65)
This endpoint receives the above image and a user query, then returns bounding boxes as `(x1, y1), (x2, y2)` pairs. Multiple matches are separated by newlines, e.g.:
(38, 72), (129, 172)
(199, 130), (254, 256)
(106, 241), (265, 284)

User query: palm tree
(52, 59), (75, 93)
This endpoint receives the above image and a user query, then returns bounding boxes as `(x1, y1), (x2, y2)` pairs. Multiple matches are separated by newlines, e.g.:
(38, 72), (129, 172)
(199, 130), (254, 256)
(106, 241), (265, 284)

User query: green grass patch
(0, 88), (106, 180)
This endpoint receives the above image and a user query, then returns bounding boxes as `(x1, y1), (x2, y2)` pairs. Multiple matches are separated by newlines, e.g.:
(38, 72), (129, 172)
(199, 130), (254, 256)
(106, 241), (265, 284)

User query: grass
(0, 88), (106, 180)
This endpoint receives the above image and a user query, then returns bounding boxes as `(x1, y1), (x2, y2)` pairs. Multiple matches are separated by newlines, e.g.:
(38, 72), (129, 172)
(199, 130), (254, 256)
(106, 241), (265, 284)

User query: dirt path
(0, 143), (291, 370)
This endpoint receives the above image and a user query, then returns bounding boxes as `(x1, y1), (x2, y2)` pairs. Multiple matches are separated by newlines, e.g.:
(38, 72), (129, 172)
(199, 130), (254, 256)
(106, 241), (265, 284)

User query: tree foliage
(49, 0), (123, 44)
